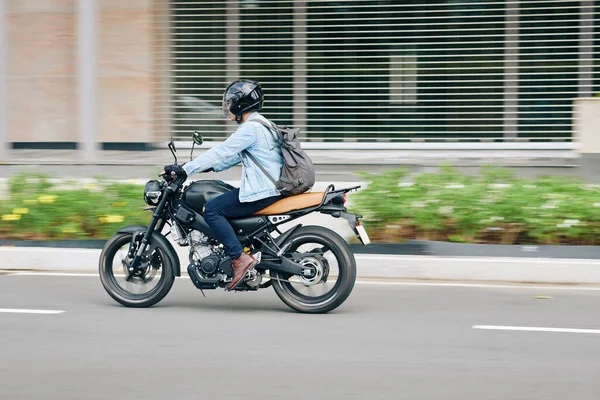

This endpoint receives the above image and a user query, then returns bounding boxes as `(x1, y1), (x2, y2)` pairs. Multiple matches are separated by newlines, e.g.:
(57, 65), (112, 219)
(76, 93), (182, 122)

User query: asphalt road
(1, 274), (600, 400)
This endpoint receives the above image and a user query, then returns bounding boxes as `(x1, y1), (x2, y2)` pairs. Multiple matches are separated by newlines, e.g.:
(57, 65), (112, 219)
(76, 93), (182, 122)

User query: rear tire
(99, 233), (175, 308)
(271, 226), (356, 314)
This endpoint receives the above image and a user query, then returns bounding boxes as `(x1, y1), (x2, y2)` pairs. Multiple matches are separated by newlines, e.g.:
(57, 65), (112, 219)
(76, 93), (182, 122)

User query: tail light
(330, 192), (348, 205)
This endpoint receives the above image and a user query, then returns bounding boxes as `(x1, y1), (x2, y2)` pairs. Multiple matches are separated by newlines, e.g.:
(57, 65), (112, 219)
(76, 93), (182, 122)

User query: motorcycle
(99, 133), (370, 313)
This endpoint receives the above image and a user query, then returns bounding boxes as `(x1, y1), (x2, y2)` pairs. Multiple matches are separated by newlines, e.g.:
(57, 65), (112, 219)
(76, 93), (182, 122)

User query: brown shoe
(226, 252), (258, 291)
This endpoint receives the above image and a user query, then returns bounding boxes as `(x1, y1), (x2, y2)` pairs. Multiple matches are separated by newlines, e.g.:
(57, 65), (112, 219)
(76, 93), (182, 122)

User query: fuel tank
(181, 180), (235, 214)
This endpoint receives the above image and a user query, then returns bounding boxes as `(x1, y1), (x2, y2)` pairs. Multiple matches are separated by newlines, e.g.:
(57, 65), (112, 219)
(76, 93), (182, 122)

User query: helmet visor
(222, 81), (244, 117)
(222, 94), (230, 118)
(222, 90), (235, 118)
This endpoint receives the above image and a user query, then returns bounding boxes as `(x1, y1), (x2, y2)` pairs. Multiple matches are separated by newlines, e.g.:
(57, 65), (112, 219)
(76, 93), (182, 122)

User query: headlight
(144, 180), (162, 206)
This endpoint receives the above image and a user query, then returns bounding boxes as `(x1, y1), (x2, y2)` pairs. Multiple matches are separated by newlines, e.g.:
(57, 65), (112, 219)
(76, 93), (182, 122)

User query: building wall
(6, 0), (77, 147)
(2, 0), (600, 149)
(98, 0), (154, 146)
(4, 0), (159, 149)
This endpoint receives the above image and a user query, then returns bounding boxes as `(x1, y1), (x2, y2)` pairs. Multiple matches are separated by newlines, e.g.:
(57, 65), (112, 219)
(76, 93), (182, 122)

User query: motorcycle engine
(189, 231), (212, 260)
(188, 231), (224, 278)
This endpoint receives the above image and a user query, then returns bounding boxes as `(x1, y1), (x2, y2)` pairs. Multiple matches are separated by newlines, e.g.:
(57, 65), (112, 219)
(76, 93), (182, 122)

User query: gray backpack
(242, 119), (316, 197)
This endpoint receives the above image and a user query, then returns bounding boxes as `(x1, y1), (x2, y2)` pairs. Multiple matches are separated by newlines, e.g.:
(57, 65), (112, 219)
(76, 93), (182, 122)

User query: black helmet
(222, 79), (264, 123)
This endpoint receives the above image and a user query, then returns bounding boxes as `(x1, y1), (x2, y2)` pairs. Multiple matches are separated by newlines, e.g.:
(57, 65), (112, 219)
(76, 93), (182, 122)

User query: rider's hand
(162, 164), (187, 181)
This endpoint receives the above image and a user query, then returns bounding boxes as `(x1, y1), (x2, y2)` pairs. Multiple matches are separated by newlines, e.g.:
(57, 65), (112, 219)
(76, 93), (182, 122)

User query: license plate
(355, 224), (371, 245)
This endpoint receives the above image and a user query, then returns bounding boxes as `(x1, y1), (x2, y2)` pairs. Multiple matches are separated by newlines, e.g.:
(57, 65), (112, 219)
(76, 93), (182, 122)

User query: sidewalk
(2, 146), (579, 167)
(2, 246), (600, 285)
(0, 147), (582, 193)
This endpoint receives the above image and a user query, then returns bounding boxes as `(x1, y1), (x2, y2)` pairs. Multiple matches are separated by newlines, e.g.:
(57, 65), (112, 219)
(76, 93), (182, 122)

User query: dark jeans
(203, 188), (281, 258)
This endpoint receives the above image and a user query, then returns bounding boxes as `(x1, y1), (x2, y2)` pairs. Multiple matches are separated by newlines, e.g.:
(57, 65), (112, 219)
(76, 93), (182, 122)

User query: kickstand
(200, 289), (206, 298)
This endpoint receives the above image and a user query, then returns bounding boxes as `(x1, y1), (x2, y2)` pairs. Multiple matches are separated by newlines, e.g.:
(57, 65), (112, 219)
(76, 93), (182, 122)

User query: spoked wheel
(99, 233), (175, 308)
(271, 226), (356, 314)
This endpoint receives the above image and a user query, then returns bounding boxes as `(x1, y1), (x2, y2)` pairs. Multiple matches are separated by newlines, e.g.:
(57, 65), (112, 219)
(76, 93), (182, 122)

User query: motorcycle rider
(163, 80), (283, 291)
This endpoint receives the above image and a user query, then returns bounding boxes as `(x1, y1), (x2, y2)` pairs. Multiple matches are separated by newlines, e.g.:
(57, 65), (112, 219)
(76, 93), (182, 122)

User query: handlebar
(158, 172), (186, 189)
(159, 167), (213, 181)
(158, 171), (178, 180)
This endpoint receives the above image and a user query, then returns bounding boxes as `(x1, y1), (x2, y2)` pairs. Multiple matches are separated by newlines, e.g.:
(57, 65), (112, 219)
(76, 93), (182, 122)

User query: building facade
(0, 0), (599, 156)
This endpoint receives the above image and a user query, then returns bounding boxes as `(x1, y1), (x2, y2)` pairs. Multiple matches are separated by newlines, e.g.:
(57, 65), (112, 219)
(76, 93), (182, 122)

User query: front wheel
(271, 226), (357, 314)
(99, 233), (175, 308)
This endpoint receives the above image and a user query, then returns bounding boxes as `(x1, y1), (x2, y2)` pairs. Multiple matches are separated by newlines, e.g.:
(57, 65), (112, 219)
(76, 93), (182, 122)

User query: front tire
(99, 233), (175, 308)
(271, 226), (357, 314)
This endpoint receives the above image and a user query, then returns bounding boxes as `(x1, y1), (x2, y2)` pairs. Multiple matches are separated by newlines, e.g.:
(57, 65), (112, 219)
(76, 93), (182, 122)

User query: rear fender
(318, 205), (369, 245)
(116, 225), (181, 277)
(274, 224), (303, 248)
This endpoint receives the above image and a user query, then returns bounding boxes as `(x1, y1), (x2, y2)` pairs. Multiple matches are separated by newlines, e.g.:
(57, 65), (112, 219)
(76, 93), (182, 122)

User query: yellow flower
(112, 202), (128, 207)
(2, 214), (21, 221)
(61, 227), (77, 233)
(12, 208), (29, 215)
(83, 183), (99, 190)
(99, 215), (124, 223)
(38, 195), (58, 204)
(23, 199), (38, 204)
(107, 215), (124, 223)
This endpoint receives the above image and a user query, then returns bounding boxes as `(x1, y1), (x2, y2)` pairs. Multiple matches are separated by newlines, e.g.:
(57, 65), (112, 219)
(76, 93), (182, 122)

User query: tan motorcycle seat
(253, 192), (325, 215)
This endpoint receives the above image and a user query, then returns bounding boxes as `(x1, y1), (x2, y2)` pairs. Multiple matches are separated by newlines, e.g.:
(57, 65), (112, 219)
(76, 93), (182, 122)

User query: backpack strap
(241, 149), (279, 188)
(248, 118), (275, 132)
(243, 119), (278, 186)
(248, 119), (279, 143)
(243, 118), (293, 187)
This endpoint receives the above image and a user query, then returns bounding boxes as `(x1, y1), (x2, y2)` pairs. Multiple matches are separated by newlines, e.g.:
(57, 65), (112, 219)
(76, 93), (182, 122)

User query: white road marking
(0, 308), (64, 315)
(8, 272), (99, 277)
(355, 254), (600, 265)
(473, 325), (600, 334)
(355, 281), (600, 291)
(4, 272), (600, 291)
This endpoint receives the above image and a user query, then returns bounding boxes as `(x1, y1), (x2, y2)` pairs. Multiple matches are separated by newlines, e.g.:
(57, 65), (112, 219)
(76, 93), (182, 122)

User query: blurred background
(0, 0), (598, 177)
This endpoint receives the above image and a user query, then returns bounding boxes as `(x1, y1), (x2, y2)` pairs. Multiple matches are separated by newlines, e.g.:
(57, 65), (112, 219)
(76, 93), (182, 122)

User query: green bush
(0, 173), (148, 240)
(349, 166), (600, 245)
(4, 169), (600, 245)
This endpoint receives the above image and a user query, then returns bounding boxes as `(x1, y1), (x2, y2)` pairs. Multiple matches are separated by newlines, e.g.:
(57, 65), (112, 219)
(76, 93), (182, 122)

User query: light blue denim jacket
(183, 112), (283, 202)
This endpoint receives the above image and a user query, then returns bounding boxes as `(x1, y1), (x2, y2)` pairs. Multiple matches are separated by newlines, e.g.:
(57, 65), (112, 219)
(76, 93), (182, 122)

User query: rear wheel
(99, 233), (175, 308)
(271, 226), (356, 314)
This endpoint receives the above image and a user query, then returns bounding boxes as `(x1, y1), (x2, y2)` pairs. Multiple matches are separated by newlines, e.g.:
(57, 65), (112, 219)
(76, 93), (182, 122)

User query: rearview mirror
(192, 131), (203, 146)
(190, 132), (203, 161)
(168, 137), (178, 164)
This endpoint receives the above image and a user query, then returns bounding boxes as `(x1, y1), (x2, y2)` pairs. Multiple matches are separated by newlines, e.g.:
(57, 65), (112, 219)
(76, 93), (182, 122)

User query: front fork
(123, 186), (172, 280)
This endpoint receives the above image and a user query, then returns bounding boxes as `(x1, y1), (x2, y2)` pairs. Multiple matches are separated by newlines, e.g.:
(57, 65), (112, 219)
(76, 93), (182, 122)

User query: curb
(2, 245), (600, 284)
(2, 239), (600, 259)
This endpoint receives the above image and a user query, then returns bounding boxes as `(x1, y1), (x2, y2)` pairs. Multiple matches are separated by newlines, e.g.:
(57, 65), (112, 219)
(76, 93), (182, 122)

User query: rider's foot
(227, 252), (258, 291)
